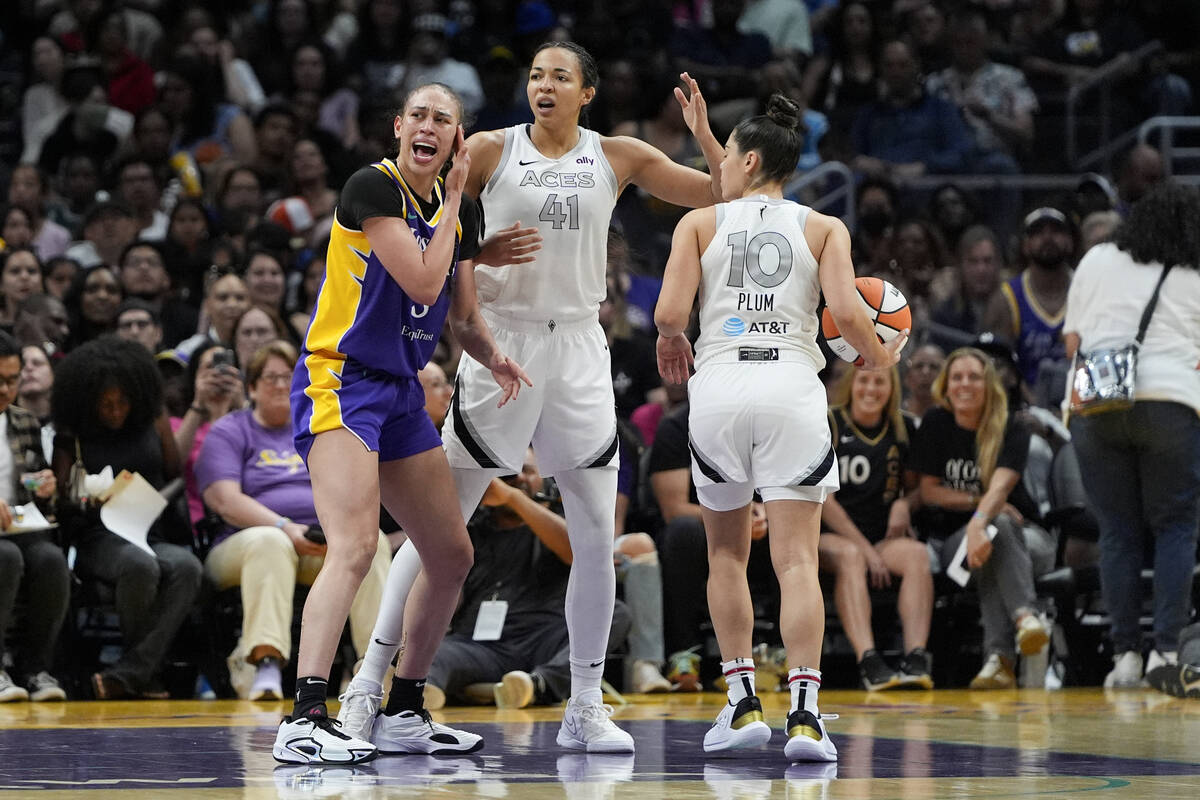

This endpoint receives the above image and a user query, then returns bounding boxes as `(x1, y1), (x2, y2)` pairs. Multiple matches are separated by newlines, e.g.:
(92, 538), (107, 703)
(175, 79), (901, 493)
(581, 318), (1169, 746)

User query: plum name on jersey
(737, 292), (774, 311)
(518, 170), (596, 188)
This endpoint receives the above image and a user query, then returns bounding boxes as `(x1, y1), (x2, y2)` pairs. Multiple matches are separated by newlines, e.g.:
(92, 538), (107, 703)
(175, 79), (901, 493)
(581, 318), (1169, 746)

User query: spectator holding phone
(172, 341), (247, 527)
(195, 340), (390, 700)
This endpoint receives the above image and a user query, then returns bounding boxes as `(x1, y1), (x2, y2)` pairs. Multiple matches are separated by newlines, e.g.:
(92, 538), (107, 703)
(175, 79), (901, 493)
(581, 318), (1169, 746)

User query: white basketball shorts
(442, 309), (619, 476)
(687, 359), (838, 511)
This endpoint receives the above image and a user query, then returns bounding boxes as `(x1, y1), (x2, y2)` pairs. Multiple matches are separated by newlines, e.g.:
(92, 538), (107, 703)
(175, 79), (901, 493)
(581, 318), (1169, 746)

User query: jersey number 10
(725, 230), (793, 289)
(539, 193), (580, 230)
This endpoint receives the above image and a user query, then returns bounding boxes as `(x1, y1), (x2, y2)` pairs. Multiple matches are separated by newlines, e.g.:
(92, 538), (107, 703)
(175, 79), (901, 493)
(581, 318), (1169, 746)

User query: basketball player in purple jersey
(272, 83), (530, 765)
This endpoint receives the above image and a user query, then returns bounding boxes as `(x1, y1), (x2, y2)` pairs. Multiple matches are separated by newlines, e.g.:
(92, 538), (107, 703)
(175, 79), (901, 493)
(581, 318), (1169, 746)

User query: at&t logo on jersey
(723, 316), (790, 336)
(722, 317), (746, 336)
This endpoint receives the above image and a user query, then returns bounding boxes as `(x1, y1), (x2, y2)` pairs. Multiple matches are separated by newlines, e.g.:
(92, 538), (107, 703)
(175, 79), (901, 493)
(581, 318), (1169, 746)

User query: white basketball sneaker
(556, 697), (635, 753)
(1103, 650), (1144, 689)
(336, 682), (382, 743)
(371, 709), (484, 755)
(703, 695), (772, 753)
(273, 713), (377, 764)
(783, 708), (838, 763)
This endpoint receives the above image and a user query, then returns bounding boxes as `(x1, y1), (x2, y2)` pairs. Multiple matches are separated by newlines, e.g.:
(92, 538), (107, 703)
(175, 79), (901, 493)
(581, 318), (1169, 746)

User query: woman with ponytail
(655, 94), (905, 761)
(911, 347), (1053, 689)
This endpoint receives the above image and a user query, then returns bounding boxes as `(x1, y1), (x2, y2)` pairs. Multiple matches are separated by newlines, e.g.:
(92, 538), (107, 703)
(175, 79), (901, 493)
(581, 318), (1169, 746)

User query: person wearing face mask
(853, 178), (898, 272)
(982, 207), (1076, 391)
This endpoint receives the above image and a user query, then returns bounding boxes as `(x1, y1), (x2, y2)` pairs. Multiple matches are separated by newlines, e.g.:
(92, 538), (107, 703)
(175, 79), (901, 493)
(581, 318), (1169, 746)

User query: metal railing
(783, 160), (857, 231)
(1139, 116), (1200, 178)
(1066, 40), (1163, 171)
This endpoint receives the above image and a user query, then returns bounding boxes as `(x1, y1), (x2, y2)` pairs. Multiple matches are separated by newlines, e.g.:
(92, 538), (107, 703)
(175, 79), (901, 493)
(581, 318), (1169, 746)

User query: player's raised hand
(656, 333), (694, 385)
(477, 221), (543, 267)
(445, 125), (470, 195)
(674, 72), (711, 139)
(489, 351), (533, 407)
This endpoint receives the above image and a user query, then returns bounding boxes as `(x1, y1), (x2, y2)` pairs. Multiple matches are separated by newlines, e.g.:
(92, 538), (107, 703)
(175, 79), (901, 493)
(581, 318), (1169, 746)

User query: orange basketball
(820, 277), (912, 365)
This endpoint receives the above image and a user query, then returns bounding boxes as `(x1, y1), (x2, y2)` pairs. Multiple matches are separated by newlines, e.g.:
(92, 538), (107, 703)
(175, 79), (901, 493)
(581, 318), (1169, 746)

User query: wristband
(971, 510), (987, 522)
(189, 405), (210, 418)
(274, 517), (290, 529)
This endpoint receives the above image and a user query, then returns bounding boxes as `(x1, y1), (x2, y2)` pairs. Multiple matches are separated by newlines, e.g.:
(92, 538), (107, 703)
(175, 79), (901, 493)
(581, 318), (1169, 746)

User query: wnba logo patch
(722, 317), (746, 336)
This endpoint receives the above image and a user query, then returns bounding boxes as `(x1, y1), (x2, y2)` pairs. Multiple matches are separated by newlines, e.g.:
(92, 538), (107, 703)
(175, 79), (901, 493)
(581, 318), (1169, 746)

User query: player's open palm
(674, 72), (712, 140)
(478, 221), (543, 267)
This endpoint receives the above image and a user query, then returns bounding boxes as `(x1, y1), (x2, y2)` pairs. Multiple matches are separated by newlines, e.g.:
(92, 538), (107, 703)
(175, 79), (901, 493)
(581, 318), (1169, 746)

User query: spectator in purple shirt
(195, 340), (390, 700)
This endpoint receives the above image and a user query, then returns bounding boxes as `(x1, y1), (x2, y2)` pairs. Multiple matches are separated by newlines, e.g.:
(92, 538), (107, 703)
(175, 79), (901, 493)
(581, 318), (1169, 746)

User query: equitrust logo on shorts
(722, 317), (746, 336)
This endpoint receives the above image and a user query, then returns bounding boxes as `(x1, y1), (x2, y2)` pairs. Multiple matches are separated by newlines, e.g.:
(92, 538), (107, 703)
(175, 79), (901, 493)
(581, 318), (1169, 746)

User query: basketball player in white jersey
(655, 95), (907, 761)
(338, 42), (725, 753)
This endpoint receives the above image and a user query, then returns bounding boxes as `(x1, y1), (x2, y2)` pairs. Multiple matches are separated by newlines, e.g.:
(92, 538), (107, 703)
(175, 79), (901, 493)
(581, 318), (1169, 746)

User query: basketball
(821, 277), (912, 365)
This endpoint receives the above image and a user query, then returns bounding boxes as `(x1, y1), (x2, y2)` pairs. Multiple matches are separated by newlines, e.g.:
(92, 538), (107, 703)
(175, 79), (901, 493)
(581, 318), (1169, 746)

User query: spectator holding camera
(52, 337), (202, 700)
(0, 331), (69, 703)
(421, 448), (631, 710)
(195, 340), (390, 700)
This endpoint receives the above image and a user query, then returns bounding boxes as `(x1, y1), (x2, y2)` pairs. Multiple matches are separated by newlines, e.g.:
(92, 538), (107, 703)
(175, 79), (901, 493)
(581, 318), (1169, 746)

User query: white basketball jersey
(475, 125), (619, 322)
(694, 196), (825, 370)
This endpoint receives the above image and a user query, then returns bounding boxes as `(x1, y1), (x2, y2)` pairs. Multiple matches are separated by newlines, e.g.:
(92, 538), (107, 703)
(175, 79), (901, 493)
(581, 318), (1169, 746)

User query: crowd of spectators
(0, 0), (1196, 702)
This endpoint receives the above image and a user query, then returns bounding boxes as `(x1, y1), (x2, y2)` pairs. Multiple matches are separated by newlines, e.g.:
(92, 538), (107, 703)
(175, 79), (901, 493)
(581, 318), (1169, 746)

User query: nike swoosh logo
(518, 159), (539, 166)
(373, 638), (396, 647)
(589, 660), (604, 668)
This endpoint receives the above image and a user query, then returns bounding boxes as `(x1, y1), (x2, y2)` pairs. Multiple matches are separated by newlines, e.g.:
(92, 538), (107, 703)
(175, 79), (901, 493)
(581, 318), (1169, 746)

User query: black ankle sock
(385, 676), (426, 715)
(293, 676), (328, 719)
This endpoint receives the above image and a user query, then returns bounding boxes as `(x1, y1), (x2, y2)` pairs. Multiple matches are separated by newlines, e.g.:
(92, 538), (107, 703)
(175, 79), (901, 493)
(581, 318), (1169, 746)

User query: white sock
(722, 657), (756, 705)
(556, 468), (619, 703)
(353, 540), (421, 688)
(788, 666), (822, 717)
(356, 468), (493, 688)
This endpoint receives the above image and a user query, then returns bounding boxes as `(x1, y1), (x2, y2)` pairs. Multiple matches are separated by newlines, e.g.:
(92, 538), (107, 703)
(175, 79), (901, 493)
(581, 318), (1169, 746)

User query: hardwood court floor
(2, 689), (1199, 799)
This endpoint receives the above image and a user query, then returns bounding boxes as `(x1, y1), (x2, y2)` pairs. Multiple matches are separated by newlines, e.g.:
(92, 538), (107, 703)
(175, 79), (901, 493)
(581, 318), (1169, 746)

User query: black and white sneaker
(858, 650), (902, 691)
(372, 709), (484, 755)
(783, 708), (838, 763)
(273, 712), (378, 765)
(897, 648), (934, 689)
(703, 695), (772, 753)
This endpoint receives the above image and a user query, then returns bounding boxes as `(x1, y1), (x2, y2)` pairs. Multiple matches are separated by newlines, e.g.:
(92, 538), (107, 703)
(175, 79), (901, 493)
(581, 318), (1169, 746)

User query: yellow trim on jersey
(831, 405), (890, 447)
(1000, 281), (1021, 335)
(302, 350), (347, 435)
(1019, 271), (1067, 326)
(372, 159), (464, 238)
(303, 216), (369, 361)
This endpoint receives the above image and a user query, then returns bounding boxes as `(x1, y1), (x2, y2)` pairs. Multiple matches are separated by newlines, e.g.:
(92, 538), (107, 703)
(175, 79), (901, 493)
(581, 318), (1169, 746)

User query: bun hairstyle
(764, 94), (803, 131)
(732, 93), (805, 186)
